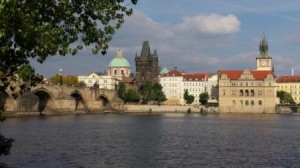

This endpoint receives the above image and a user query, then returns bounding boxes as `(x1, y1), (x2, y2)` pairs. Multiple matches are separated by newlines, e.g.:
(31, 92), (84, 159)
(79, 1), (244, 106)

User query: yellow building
(276, 76), (300, 104)
(218, 35), (277, 113)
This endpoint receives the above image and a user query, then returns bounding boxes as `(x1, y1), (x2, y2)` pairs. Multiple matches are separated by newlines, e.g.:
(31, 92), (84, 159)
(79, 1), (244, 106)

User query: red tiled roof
(166, 70), (183, 76)
(276, 76), (300, 83)
(218, 70), (273, 80)
(183, 73), (209, 81)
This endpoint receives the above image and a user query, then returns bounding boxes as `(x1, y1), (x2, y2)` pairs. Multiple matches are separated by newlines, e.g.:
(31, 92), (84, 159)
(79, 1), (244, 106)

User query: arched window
(240, 90), (243, 96)
(250, 90), (255, 96)
(245, 90), (249, 96)
(245, 100), (249, 106)
(232, 100), (236, 106)
(258, 100), (262, 106)
(251, 100), (254, 106)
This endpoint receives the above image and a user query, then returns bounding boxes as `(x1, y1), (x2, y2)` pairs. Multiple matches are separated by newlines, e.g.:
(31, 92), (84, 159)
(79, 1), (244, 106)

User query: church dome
(108, 50), (130, 68)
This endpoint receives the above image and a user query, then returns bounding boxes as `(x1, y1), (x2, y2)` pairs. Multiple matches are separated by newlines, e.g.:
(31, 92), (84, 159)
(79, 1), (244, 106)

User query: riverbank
(4, 104), (300, 117)
(123, 105), (217, 113)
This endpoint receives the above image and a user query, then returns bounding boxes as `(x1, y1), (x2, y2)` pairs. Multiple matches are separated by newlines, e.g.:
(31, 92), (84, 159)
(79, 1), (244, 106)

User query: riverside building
(78, 50), (132, 90)
(276, 76), (300, 104)
(218, 35), (277, 113)
(159, 69), (209, 105)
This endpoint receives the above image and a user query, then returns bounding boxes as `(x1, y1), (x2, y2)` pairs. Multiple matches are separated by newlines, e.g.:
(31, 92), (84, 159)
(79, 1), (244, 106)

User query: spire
(153, 49), (157, 57)
(259, 33), (269, 58)
(141, 41), (151, 58)
(116, 50), (123, 58)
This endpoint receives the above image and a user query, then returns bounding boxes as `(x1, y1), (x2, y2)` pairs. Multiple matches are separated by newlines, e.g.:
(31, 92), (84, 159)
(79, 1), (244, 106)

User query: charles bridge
(0, 84), (123, 115)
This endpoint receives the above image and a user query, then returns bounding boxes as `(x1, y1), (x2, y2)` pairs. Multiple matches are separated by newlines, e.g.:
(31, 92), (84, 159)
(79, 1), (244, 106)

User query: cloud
(176, 13), (241, 34)
(110, 10), (243, 73)
(29, 9), (243, 77)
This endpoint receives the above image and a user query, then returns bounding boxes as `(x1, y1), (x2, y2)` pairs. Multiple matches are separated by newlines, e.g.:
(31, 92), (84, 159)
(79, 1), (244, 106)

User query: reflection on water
(1, 113), (300, 167)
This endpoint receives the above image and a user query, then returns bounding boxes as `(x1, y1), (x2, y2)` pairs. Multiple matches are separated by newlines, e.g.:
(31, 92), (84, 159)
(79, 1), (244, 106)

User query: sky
(31, 0), (300, 78)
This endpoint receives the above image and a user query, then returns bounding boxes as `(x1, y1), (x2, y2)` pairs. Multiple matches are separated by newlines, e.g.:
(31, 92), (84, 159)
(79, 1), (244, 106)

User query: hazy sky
(31, 0), (300, 78)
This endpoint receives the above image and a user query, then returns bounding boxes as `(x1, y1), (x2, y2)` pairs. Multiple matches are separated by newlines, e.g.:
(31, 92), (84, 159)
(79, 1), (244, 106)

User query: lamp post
(59, 68), (63, 86)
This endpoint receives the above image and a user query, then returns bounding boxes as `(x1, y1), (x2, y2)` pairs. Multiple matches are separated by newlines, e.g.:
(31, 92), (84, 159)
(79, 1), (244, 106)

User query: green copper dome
(109, 50), (130, 68)
(160, 67), (169, 75)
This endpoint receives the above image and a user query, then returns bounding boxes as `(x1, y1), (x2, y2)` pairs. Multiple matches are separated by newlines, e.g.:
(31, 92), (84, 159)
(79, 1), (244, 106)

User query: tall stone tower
(135, 41), (159, 87)
(256, 34), (272, 71)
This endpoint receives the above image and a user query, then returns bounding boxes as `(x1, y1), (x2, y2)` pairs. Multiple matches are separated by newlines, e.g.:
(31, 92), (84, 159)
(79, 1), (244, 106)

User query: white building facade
(159, 70), (209, 105)
(78, 72), (117, 90)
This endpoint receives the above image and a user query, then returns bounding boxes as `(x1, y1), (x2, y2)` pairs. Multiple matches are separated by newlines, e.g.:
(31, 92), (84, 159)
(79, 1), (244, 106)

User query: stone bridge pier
(1, 84), (124, 115)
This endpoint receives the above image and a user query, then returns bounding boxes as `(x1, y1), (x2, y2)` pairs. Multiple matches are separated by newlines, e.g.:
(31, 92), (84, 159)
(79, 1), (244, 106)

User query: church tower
(256, 34), (272, 71)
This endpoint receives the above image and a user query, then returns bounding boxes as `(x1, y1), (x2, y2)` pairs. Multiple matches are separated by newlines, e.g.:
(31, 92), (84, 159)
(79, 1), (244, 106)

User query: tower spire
(259, 33), (269, 58)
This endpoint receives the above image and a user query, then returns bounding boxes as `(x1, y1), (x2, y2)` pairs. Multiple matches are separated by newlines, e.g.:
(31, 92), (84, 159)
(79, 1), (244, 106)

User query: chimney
(292, 67), (294, 76)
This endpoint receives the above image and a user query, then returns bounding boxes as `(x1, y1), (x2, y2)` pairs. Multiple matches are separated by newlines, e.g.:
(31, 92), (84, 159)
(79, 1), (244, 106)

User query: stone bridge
(0, 84), (124, 115)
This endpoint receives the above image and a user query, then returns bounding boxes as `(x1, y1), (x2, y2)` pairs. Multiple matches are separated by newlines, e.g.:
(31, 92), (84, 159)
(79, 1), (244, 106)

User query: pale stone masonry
(218, 35), (277, 113)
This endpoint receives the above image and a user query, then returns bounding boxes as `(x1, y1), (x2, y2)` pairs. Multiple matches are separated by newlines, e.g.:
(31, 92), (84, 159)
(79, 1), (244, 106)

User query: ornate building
(218, 35), (277, 113)
(107, 50), (131, 80)
(135, 41), (159, 87)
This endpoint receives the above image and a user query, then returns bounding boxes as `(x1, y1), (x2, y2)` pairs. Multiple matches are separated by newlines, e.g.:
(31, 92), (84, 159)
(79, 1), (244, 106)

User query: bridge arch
(0, 91), (15, 111)
(98, 94), (110, 107)
(70, 90), (86, 111)
(33, 88), (55, 113)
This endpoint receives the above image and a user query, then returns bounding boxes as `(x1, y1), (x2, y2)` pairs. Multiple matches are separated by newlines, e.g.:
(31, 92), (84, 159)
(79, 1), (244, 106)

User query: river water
(1, 113), (300, 168)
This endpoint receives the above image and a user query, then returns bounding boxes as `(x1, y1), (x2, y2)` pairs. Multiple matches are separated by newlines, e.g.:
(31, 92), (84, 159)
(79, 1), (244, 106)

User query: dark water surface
(1, 113), (300, 168)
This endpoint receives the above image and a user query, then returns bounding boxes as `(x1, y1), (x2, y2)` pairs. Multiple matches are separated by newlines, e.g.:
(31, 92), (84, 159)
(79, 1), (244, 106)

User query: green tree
(184, 89), (194, 104)
(199, 92), (209, 105)
(50, 74), (78, 86)
(126, 89), (140, 103)
(117, 82), (127, 101)
(277, 90), (295, 104)
(152, 83), (166, 104)
(0, 0), (137, 93)
(139, 81), (154, 103)
(0, 0), (137, 156)
(49, 74), (62, 85)
(154, 90), (167, 104)
(0, 105), (14, 156)
(139, 81), (166, 104)
(77, 81), (86, 87)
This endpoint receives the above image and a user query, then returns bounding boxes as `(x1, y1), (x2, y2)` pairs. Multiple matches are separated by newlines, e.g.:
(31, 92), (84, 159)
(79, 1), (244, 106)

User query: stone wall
(124, 105), (204, 113)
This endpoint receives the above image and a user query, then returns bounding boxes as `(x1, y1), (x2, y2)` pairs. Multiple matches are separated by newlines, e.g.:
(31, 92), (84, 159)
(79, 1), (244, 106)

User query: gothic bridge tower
(135, 41), (159, 87)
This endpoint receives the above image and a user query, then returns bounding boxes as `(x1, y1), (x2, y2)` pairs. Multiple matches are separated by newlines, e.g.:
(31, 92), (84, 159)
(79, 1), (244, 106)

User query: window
(245, 90), (249, 96)
(245, 100), (249, 106)
(114, 70), (117, 75)
(232, 100), (236, 106)
(258, 100), (262, 106)
(250, 90), (254, 96)
(251, 100), (254, 106)
(240, 90), (244, 96)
